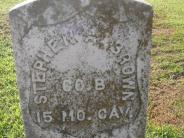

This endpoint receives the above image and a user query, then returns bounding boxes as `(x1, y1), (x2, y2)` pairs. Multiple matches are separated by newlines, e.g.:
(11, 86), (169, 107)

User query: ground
(0, 0), (184, 138)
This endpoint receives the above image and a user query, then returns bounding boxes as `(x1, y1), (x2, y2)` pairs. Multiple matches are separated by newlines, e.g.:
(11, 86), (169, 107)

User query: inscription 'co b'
(61, 79), (105, 92)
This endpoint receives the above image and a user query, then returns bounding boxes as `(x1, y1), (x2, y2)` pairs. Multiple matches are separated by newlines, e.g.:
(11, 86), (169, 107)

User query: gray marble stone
(9, 0), (153, 137)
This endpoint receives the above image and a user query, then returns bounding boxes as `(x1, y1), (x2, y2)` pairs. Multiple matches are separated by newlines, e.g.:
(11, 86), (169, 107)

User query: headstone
(9, 0), (153, 137)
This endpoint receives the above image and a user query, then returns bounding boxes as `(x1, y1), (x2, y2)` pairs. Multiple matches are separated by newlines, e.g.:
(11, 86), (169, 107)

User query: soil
(149, 82), (184, 130)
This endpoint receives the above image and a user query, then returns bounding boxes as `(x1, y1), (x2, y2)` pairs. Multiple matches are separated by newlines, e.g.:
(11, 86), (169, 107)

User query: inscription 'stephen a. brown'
(29, 29), (138, 136)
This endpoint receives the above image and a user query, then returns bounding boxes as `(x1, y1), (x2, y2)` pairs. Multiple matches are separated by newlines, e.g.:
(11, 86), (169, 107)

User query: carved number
(36, 112), (52, 123)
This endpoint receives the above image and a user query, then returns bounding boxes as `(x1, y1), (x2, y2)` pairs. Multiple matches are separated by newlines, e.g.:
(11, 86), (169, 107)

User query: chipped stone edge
(9, 0), (36, 13)
(134, 0), (152, 7)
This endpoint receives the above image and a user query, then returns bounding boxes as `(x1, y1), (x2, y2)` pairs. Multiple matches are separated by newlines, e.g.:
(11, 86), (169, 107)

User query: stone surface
(9, 0), (153, 137)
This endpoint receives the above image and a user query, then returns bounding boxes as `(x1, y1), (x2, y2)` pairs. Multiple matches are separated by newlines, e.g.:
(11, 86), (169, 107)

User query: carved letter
(95, 79), (105, 91)
(33, 60), (47, 72)
(75, 79), (85, 91)
(77, 110), (85, 121)
(47, 38), (62, 54)
(122, 64), (135, 75)
(63, 80), (72, 92)
(98, 108), (107, 120)
(34, 95), (47, 104)
(62, 110), (75, 122)
(122, 76), (136, 90)
(122, 92), (135, 101)
(120, 54), (131, 65)
(109, 105), (120, 119)
(32, 70), (46, 83)
(37, 50), (53, 63)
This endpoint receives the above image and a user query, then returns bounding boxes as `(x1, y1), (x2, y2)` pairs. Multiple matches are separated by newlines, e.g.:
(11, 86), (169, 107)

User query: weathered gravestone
(9, 0), (153, 137)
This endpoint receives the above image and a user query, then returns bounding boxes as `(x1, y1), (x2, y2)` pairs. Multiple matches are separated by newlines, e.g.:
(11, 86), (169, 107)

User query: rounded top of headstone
(9, 0), (153, 17)
(9, 0), (153, 31)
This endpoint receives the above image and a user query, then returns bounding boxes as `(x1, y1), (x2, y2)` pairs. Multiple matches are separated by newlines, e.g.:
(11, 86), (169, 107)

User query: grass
(0, 38), (24, 138)
(147, 0), (184, 137)
(0, 0), (183, 138)
(147, 123), (184, 138)
(0, 0), (24, 138)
